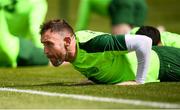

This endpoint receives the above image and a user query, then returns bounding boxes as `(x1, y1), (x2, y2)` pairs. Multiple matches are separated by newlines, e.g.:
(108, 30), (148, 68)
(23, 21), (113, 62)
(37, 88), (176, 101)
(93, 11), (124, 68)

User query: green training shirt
(71, 30), (160, 84)
(160, 32), (180, 48)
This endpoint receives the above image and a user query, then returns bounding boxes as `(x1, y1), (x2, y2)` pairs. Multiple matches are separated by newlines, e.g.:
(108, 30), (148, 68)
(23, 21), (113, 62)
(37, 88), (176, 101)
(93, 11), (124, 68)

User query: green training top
(71, 30), (160, 84)
(160, 32), (180, 48)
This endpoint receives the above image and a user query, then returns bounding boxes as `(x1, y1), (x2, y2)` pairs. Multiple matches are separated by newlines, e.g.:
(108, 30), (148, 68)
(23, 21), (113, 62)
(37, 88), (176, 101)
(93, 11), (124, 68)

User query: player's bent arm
(78, 32), (152, 84)
(125, 35), (152, 84)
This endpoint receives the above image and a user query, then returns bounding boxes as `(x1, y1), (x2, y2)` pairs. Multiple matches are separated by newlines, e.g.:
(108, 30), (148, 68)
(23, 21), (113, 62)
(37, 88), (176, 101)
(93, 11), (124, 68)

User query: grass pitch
(0, 64), (180, 109)
(0, 0), (180, 109)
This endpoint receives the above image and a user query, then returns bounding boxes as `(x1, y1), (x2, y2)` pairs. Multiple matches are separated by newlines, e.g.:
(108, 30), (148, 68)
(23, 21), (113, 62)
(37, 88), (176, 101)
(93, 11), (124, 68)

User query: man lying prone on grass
(40, 19), (180, 85)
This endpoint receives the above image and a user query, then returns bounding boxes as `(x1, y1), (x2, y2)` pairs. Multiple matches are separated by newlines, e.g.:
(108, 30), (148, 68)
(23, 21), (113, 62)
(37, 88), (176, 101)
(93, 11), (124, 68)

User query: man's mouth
(49, 57), (63, 67)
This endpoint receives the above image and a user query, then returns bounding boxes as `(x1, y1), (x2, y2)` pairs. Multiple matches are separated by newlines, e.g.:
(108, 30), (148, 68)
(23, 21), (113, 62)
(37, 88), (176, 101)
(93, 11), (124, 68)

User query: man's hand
(79, 80), (95, 85)
(115, 81), (142, 86)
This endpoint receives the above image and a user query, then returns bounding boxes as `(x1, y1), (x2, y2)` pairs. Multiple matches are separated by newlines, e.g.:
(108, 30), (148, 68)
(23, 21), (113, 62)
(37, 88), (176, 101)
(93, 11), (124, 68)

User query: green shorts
(108, 0), (147, 26)
(152, 46), (180, 82)
(17, 38), (49, 66)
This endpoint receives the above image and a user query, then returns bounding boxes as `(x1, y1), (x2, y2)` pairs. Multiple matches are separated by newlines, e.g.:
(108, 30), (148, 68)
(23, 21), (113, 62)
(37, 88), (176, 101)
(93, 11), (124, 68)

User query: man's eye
(47, 44), (53, 47)
(46, 43), (54, 47)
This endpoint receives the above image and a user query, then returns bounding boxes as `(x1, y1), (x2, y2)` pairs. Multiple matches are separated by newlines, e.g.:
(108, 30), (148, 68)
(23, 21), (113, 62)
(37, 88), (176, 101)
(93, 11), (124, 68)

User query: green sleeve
(79, 34), (127, 53)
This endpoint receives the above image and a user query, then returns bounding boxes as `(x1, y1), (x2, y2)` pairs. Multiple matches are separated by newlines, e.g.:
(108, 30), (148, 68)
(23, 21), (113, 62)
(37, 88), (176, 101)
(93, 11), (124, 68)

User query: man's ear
(64, 36), (71, 47)
(157, 41), (163, 46)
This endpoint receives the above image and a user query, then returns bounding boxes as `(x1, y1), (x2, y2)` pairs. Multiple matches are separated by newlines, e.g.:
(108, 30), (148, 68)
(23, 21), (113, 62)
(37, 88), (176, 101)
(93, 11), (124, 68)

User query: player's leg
(133, 0), (148, 26)
(108, 0), (134, 34)
(0, 10), (19, 67)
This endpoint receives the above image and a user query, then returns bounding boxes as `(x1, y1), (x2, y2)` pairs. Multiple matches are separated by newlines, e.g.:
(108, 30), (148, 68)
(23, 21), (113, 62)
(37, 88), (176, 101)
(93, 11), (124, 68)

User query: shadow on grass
(1, 82), (97, 88)
(2, 82), (180, 88)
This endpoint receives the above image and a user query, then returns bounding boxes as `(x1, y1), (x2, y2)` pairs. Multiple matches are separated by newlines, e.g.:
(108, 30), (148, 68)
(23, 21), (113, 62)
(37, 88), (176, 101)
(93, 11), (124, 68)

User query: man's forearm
(125, 34), (152, 84)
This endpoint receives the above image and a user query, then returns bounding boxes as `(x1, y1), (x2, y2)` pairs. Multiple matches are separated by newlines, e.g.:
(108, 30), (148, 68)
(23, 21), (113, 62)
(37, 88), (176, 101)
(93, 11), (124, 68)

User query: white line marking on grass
(0, 87), (179, 108)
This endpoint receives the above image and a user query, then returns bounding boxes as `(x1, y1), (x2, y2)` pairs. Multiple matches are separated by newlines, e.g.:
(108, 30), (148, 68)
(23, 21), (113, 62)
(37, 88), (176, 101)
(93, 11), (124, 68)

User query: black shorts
(108, 0), (147, 26)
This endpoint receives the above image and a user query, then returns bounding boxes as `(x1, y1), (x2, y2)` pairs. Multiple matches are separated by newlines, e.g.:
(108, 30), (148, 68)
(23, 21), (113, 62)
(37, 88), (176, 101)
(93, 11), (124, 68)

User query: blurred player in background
(0, 0), (49, 67)
(76, 0), (147, 35)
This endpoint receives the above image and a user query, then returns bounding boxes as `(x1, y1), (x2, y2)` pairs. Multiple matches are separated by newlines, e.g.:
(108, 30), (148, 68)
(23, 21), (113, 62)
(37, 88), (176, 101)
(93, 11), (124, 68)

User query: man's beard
(50, 52), (68, 67)
(54, 59), (63, 66)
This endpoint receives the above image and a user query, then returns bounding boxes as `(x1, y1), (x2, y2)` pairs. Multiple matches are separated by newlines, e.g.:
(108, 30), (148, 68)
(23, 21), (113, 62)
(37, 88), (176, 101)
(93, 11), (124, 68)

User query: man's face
(41, 30), (67, 66)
